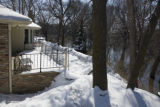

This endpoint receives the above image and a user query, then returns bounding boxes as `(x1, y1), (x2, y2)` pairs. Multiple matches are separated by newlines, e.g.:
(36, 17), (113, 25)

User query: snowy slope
(0, 41), (160, 107)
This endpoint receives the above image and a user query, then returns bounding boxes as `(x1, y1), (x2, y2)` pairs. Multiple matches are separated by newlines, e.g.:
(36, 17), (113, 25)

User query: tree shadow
(132, 91), (148, 107)
(94, 88), (111, 107)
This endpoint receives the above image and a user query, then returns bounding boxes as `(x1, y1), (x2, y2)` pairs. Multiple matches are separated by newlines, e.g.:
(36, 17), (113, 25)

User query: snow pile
(0, 5), (31, 23)
(0, 41), (160, 107)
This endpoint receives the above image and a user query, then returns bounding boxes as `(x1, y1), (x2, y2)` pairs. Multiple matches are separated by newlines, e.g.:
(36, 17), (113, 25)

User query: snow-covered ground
(0, 41), (160, 107)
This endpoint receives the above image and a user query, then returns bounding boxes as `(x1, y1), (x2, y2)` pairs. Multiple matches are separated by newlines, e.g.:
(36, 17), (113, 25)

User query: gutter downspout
(8, 24), (12, 93)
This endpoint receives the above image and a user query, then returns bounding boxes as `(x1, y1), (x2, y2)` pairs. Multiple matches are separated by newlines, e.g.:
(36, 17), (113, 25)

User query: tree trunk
(116, 46), (126, 72)
(61, 24), (65, 46)
(22, 0), (25, 15)
(92, 0), (108, 90)
(149, 53), (160, 93)
(126, 0), (137, 88)
(11, 0), (16, 11)
(58, 19), (62, 45)
(18, 0), (21, 13)
(150, 54), (160, 80)
(127, 0), (160, 89)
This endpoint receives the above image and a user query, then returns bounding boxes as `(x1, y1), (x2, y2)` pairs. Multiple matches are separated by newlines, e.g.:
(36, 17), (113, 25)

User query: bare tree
(126, 0), (137, 89)
(48, 0), (72, 46)
(37, 1), (52, 39)
(92, 0), (108, 90)
(127, 0), (160, 89)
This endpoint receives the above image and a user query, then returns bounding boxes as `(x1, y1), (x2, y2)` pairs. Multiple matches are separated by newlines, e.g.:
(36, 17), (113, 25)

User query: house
(0, 5), (60, 94)
(11, 22), (41, 55)
(0, 4), (32, 93)
(24, 22), (41, 50)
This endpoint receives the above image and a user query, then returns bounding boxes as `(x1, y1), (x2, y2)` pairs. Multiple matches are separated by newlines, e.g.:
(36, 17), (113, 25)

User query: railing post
(50, 47), (53, 59)
(44, 45), (46, 54)
(41, 43), (43, 52)
(56, 49), (59, 64)
(40, 52), (42, 73)
(68, 49), (69, 70)
(64, 48), (68, 77)
(65, 48), (68, 71)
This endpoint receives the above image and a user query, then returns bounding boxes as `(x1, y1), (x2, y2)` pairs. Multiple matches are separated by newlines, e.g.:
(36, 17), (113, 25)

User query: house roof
(25, 22), (41, 30)
(0, 5), (32, 24)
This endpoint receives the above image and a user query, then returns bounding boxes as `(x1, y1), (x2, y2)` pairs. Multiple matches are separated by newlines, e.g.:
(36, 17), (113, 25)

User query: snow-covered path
(0, 42), (160, 107)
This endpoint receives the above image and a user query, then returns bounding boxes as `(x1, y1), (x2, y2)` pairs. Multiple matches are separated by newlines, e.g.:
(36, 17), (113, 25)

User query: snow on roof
(0, 5), (32, 24)
(25, 22), (41, 30)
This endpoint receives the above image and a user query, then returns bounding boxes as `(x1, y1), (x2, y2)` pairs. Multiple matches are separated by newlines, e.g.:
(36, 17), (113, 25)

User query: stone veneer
(0, 23), (9, 93)
(0, 71), (59, 94)
(12, 72), (59, 94)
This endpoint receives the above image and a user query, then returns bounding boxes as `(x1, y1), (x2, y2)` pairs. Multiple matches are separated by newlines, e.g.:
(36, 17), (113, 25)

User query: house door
(24, 29), (29, 44)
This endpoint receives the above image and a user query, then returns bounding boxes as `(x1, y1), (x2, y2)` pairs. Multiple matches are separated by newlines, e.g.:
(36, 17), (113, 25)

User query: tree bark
(127, 0), (160, 89)
(61, 23), (65, 46)
(116, 46), (126, 72)
(150, 54), (160, 80)
(58, 19), (62, 45)
(92, 0), (108, 90)
(149, 57), (160, 93)
(126, 0), (137, 88)
(149, 51), (160, 93)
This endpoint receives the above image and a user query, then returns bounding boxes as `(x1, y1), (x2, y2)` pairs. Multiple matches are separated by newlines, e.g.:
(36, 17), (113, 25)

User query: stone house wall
(0, 23), (9, 93)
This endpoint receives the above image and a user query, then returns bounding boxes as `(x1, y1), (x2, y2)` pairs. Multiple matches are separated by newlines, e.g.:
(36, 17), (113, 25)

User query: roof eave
(0, 19), (32, 25)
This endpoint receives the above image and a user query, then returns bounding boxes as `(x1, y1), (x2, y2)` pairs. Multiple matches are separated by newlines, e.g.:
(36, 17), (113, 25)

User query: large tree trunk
(127, 0), (160, 89)
(150, 54), (160, 80)
(149, 49), (160, 93)
(58, 19), (62, 45)
(127, 0), (137, 88)
(61, 24), (65, 46)
(149, 57), (160, 93)
(92, 0), (108, 90)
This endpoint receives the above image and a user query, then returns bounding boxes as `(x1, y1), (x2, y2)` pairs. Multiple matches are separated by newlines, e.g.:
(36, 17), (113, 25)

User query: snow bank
(0, 73), (160, 107)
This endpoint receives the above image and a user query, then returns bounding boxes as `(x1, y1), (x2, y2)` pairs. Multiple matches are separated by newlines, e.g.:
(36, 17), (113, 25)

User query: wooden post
(8, 24), (12, 93)
(40, 52), (42, 73)
(12, 57), (14, 75)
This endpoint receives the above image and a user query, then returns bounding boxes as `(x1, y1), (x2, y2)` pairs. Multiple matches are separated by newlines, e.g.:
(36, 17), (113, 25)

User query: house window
(24, 29), (29, 44)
